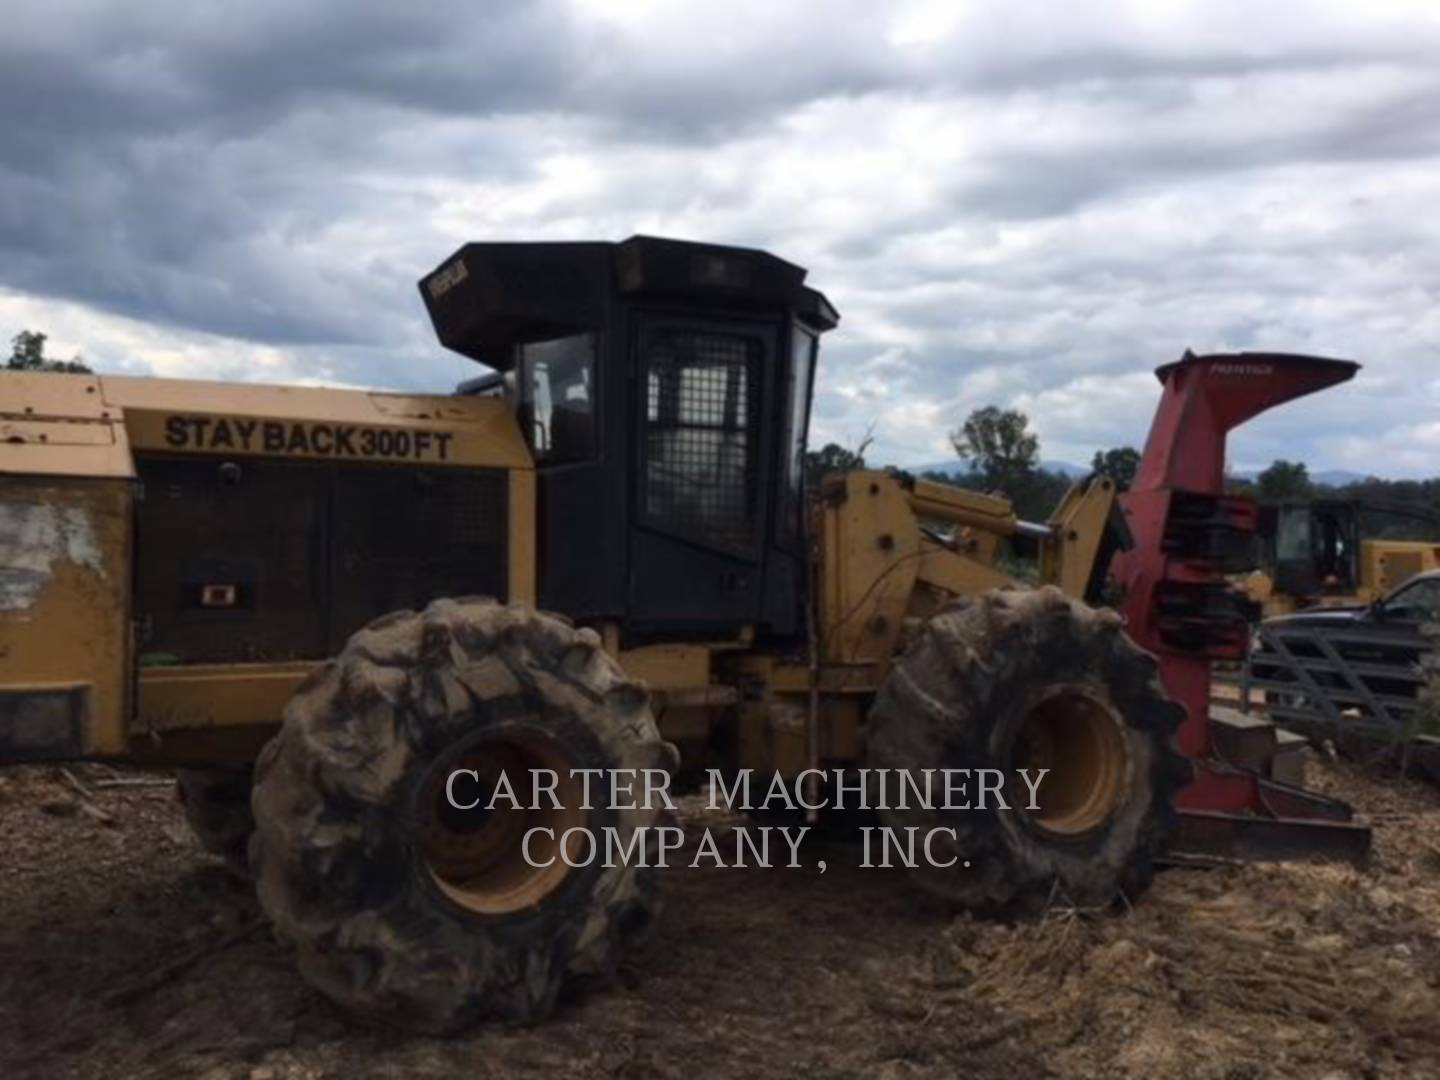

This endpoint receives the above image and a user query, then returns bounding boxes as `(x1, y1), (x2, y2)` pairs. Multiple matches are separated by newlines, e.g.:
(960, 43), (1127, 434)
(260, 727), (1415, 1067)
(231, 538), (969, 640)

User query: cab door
(627, 315), (777, 634)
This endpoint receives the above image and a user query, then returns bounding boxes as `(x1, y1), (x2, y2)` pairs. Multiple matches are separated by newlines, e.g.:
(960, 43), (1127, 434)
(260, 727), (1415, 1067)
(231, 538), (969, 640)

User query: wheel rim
(416, 735), (588, 916)
(1011, 688), (1129, 836)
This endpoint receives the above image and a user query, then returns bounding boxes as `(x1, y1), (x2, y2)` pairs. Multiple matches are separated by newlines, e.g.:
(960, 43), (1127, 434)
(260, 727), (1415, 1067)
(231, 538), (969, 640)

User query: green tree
(7, 330), (91, 373)
(1257, 459), (1312, 500)
(804, 441), (866, 487)
(1090, 446), (1142, 491)
(1007, 467), (1077, 524)
(1224, 469), (1256, 496)
(950, 405), (1039, 491)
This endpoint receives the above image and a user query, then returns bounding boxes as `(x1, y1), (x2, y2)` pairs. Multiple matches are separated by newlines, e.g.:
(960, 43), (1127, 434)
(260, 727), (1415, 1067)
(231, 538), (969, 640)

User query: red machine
(1113, 350), (1372, 861)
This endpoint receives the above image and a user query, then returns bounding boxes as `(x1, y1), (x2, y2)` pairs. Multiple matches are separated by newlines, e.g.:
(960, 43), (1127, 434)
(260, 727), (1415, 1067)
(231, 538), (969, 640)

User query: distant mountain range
(901, 460), (1373, 486)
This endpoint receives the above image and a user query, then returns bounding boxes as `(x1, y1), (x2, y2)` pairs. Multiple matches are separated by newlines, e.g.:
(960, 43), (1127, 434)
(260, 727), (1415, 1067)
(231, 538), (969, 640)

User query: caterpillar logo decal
(163, 415), (455, 461)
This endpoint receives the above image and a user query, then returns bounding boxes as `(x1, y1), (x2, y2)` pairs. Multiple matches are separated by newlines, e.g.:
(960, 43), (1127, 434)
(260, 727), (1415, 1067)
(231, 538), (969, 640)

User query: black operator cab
(1262, 499), (1362, 598)
(420, 236), (839, 646)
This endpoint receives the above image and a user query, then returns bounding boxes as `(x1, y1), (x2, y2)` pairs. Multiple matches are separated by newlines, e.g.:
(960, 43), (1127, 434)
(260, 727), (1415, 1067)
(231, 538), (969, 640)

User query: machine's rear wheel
(250, 598), (675, 1034)
(866, 586), (1189, 911)
(175, 767), (254, 878)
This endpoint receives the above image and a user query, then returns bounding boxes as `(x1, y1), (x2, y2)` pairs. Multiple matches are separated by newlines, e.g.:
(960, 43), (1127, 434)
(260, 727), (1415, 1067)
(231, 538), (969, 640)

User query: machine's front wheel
(866, 586), (1189, 912)
(250, 598), (675, 1034)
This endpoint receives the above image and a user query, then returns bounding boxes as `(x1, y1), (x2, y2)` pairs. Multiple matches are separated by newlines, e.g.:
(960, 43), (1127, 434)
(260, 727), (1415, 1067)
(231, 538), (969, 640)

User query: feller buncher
(0, 236), (1189, 1033)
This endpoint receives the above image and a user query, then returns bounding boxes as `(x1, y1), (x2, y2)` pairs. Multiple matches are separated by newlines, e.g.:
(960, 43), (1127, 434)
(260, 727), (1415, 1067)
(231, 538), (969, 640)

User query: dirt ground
(1, 757), (1438, 1080)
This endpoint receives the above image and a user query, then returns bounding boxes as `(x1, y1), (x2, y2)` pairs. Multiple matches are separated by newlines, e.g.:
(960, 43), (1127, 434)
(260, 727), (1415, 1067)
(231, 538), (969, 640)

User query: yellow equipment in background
(1245, 498), (1440, 615)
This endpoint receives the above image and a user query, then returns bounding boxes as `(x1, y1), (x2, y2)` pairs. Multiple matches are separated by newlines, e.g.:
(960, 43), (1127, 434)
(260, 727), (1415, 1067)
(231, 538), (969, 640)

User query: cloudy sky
(3, 1), (1438, 474)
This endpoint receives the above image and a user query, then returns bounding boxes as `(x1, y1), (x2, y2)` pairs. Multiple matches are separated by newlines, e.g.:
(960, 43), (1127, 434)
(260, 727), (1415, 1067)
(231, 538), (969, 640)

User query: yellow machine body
(0, 368), (1118, 773)
(0, 371), (532, 763)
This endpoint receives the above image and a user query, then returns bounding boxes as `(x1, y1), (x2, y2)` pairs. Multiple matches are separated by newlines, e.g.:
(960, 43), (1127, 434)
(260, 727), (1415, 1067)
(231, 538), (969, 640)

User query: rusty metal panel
(0, 476), (132, 758)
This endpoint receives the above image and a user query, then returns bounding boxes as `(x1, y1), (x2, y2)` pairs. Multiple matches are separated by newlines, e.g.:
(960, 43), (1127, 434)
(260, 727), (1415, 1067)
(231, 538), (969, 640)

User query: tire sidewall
(251, 600), (670, 1032)
(868, 589), (1184, 909)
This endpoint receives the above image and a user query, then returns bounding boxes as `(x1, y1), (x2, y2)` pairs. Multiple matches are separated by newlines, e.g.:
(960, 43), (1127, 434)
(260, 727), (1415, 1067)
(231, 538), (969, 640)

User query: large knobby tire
(866, 586), (1189, 912)
(176, 767), (254, 878)
(250, 598), (675, 1034)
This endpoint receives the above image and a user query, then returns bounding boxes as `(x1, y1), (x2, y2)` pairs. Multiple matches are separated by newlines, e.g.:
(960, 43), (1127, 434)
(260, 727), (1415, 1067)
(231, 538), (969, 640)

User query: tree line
(1229, 460), (1440, 540)
(805, 406), (1140, 522)
(6, 330), (90, 373)
(805, 408), (1440, 535)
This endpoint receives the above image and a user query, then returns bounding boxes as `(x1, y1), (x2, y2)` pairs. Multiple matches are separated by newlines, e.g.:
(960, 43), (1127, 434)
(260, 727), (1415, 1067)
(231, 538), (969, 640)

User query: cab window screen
(520, 333), (595, 463)
(643, 330), (760, 555)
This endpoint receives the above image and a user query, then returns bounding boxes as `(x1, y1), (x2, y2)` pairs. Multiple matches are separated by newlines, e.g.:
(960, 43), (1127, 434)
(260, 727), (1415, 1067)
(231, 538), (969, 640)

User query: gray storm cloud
(2, 0), (1438, 472)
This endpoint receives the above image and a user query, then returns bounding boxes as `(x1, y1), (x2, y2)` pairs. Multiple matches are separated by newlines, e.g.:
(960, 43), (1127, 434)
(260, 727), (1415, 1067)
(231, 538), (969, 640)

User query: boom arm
(816, 469), (1123, 668)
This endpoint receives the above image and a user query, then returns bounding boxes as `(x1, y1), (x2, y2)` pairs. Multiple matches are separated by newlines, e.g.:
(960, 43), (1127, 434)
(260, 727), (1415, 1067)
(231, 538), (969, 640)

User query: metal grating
(134, 456), (507, 663)
(643, 330), (759, 554)
(330, 465), (508, 648)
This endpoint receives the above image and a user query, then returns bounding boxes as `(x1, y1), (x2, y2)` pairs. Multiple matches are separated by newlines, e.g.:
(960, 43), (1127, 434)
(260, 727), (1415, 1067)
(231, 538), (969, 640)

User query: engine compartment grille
(134, 455), (507, 663)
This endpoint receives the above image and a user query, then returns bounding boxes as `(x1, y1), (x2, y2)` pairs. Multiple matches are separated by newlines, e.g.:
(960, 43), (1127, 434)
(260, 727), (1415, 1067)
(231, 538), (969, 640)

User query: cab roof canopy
(418, 235), (839, 371)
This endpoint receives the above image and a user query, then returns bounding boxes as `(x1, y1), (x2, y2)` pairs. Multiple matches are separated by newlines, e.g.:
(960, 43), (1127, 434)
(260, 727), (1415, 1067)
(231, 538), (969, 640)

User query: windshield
(1274, 508), (1311, 562)
(519, 334), (595, 464)
(1381, 576), (1440, 621)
